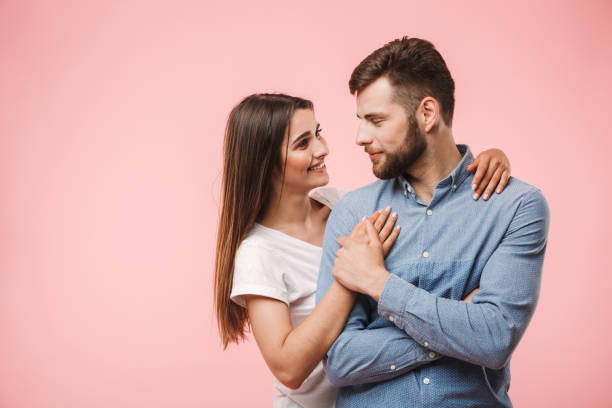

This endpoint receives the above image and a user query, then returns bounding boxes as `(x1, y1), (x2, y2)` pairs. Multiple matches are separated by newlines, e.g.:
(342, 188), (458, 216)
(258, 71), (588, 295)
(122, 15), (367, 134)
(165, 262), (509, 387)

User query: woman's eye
(298, 139), (309, 148)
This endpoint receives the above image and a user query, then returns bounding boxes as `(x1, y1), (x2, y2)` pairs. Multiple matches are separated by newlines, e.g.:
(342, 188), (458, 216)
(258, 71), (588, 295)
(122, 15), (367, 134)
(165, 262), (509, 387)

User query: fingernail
(385, 206), (391, 212)
(361, 216), (367, 221)
(391, 212), (397, 218)
(471, 184), (476, 191)
(482, 193), (489, 200)
(472, 193), (479, 200)
(396, 225), (400, 230)
(496, 188), (501, 194)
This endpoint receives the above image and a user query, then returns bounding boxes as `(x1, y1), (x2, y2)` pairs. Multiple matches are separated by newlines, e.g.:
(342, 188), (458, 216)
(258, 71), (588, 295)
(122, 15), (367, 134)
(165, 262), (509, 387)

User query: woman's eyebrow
(291, 123), (320, 144)
(292, 130), (311, 145)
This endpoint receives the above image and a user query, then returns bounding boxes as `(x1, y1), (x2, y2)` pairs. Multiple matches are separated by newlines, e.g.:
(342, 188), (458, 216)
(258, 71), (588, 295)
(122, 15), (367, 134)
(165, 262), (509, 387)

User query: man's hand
(463, 287), (479, 303)
(332, 217), (391, 301)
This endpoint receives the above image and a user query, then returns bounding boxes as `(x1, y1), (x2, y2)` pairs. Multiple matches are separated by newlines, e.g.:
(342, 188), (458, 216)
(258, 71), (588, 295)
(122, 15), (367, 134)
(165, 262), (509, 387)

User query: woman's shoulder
(236, 225), (274, 258)
(309, 186), (349, 209)
(231, 226), (290, 308)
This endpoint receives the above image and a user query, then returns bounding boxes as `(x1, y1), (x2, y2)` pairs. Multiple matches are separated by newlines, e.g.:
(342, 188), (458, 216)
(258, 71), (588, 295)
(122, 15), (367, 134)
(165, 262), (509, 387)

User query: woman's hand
(346, 206), (400, 258)
(466, 148), (511, 201)
(333, 218), (389, 300)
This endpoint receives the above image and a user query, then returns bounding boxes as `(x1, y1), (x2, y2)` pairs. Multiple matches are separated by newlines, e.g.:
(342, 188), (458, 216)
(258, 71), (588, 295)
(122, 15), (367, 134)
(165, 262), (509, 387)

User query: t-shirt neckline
(253, 190), (332, 251)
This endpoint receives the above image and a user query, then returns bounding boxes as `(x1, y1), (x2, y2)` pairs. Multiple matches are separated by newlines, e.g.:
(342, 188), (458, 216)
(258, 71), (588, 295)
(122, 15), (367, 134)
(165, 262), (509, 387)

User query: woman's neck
(260, 187), (315, 229)
(258, 186), (329, 241)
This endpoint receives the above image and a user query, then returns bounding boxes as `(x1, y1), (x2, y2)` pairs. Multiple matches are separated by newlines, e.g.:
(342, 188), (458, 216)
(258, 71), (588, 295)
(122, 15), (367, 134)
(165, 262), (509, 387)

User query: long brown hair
(214, 93), (313, 348)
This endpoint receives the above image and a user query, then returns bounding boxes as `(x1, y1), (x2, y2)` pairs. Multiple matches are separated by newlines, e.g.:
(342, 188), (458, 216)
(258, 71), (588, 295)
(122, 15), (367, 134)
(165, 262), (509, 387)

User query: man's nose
(356, 122), (372, 146)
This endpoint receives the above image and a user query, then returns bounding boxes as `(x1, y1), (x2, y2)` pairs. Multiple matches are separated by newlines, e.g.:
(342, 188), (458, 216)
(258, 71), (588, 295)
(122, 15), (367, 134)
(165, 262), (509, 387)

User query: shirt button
(429, 352), (436, 358)
(424, 341), (429, 347)
(390, 364), (396, 370)
(423, 251), (429, 258)
(452, 184), (457, 190)
(389, 315), (395, 322)
(404, 191), (408, 197)
(426, 209), (433, 216)
(423, 377), (430, 385)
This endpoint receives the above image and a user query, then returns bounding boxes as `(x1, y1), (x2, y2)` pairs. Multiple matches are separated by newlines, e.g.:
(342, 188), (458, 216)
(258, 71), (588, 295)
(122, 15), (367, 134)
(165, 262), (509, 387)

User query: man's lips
(368, 152), (382, 160)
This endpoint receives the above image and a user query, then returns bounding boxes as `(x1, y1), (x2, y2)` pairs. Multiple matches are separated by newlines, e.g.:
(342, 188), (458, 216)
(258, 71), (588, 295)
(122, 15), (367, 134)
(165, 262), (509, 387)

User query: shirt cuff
(377, 273), (418, 329)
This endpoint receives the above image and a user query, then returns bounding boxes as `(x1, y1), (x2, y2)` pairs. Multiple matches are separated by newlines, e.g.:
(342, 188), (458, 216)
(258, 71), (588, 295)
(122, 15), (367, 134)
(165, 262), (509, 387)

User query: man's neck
(403, 135), (462, 204)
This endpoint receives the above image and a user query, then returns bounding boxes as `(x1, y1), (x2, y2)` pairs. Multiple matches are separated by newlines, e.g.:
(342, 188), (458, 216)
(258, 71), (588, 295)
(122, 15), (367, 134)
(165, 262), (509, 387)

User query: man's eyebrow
(357, 113), (387, 119)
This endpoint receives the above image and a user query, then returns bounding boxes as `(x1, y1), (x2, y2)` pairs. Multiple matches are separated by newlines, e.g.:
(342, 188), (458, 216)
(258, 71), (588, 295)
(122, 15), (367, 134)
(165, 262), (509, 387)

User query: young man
(315, 37), (550, 407)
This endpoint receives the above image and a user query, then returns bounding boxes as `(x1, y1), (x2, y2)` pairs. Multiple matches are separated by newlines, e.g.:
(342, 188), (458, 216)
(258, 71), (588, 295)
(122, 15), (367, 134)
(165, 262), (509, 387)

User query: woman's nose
(314, 137), (329, 158)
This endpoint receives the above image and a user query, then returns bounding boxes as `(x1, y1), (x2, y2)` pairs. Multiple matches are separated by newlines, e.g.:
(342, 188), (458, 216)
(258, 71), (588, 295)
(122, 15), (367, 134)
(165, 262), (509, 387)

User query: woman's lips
(308, 163), (326, 172)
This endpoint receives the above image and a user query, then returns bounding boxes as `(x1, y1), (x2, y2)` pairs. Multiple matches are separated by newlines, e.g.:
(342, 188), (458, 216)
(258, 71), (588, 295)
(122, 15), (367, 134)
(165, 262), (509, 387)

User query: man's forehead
(356, 78), (397, 116)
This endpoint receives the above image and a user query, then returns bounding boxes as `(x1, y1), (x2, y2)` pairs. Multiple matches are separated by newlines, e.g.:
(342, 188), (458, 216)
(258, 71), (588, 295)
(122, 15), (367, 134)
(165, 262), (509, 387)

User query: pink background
(1, 0), (611, 406)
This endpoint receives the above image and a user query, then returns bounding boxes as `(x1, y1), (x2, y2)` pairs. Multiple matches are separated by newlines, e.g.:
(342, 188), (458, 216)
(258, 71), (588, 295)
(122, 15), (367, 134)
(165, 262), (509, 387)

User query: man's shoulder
(492, 176), (547, 207)
(484, 177), (549, 230)
(334, 179), (393, 210)
(323, 179), (393, 231)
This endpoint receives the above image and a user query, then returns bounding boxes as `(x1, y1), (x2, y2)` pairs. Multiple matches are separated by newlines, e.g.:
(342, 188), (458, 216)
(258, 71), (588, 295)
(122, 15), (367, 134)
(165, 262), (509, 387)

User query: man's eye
(315, 128), (323, 137)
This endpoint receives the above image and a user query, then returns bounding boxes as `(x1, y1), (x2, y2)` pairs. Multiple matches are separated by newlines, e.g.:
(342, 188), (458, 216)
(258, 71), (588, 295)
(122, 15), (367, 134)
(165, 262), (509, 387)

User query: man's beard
(373, 115), (427, 180)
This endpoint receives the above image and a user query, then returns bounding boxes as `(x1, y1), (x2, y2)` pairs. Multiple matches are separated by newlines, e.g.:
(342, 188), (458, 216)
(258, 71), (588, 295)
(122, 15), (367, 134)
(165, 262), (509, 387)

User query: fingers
(349, 218), (367, 240)
(337, 235), (348, 247)
(473, 157), (498, 200)
(369, 210), (381, 227)
(378, 212), (397, 243)
(363, 218), (381, 247)
(463, 287), (480, 303)
(481, 167), (503, 201)
(382, 224), (400, 257)
(353, 207), (396, 242)
(496, 170), (510, 194)
(466, 157), (479, 173)
(373, 206), (391, 232)
(470, 155), (490, 194)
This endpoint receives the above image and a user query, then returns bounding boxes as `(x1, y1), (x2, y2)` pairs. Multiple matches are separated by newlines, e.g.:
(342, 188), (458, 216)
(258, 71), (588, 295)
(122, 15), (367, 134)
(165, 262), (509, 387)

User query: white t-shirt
(230, 186), (346, 408)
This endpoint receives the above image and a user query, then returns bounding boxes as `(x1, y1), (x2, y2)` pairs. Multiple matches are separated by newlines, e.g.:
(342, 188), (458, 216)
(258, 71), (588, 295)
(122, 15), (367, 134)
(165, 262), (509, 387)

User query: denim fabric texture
(315, 145), (550, 407)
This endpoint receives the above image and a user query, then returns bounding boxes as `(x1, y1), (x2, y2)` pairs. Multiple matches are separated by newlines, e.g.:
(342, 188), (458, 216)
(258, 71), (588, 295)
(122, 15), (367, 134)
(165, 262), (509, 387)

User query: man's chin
(373, 163), (401, 180)
(372, 167), (390, 180)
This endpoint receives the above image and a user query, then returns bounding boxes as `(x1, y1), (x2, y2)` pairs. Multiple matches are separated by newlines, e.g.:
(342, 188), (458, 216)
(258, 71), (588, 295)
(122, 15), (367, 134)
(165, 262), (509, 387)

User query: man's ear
(418, 97), (440, 133)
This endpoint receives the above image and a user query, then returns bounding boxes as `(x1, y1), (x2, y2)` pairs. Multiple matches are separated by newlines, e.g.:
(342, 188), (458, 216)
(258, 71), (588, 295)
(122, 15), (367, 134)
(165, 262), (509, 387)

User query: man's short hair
(349, 37), (456, 127)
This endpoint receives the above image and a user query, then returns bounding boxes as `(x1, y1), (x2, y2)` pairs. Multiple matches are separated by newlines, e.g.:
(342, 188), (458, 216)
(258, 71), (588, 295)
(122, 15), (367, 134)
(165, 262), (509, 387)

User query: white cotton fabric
(230, 186), (346, 408)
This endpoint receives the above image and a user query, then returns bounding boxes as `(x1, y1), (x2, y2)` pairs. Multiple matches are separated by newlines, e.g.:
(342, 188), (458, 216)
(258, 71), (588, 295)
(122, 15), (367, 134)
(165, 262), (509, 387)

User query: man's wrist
(366, 268), (390, 302)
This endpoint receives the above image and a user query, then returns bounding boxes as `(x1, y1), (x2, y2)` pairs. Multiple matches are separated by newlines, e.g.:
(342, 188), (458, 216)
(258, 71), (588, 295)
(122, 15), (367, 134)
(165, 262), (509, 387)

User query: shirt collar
(397, 144), (474, 197)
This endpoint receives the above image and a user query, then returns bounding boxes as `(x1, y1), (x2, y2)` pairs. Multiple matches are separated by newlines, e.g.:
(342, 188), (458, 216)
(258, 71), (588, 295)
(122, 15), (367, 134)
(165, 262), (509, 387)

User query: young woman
(214, 93), (511, 407)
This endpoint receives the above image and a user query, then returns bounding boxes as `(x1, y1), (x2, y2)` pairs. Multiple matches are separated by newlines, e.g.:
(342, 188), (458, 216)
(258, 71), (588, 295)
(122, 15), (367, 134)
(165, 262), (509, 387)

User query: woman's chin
(305, 176), (330, 191)
(316, 173), (330, 187)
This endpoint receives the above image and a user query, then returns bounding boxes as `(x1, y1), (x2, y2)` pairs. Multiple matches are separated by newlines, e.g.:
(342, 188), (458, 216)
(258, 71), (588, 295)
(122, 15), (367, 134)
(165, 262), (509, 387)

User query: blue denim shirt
(315, 145), (550, 407)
